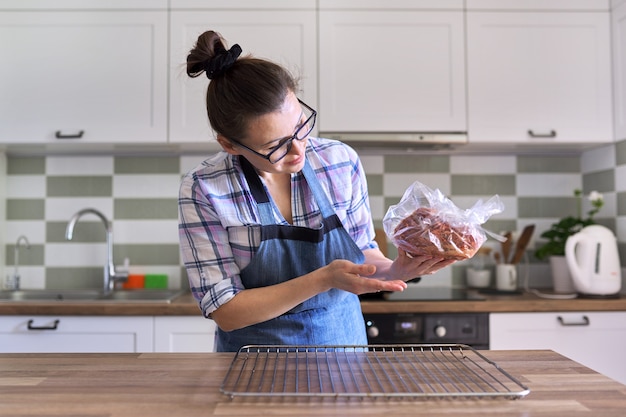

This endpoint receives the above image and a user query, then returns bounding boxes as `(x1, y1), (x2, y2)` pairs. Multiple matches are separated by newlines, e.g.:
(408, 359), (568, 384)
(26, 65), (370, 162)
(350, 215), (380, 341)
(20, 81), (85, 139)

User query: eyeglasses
(230, 99), (317, 164)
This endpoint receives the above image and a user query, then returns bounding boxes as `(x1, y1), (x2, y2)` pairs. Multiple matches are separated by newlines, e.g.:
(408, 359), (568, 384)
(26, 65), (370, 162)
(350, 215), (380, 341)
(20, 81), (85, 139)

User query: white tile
(5, 221), (46, 244)
(45, 243), (106, 267)
(450, 155), (516, 174)
(6, 267), (46, 290)
(46, 156), (113, 175)
(359, 155), (384, 174)
(46, 198), (113, 221)
(113, 174), (181, 198)
(383, 174), (450, 197)
(616, 165), (626, 192)
(581, 144), (615, 173)
(516, 173), (581, 196)
(113, 220), (179, 244)
(7, 175), (46, 198)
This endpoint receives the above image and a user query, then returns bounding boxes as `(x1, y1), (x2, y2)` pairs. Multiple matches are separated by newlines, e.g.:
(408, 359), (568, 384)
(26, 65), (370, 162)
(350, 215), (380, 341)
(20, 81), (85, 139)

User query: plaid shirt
(178, 137), (376, 318)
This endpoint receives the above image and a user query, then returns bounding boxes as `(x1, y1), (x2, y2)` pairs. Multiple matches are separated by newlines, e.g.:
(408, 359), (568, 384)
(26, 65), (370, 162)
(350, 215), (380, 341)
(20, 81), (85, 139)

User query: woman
(178, 30), (453, 352)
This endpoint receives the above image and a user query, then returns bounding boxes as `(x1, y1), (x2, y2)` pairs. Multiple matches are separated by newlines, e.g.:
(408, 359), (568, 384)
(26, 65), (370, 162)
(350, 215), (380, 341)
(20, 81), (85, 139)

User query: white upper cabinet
(613, 0), (626, 141)
(169, 8), (317, 143)
(318, 5), (466, 134)
(0, 4), (168, 144)
(466, 1), (613, 143)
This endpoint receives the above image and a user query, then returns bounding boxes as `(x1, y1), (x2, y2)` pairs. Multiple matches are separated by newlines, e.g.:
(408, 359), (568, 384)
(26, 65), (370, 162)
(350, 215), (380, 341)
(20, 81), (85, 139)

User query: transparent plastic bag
(383, 181), (504, 260)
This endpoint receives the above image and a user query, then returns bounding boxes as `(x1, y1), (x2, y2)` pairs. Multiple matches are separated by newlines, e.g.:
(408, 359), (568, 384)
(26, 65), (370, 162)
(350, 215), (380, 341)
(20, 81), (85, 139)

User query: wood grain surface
(1, 291), (625, 316)
(1, 350), (625, 416)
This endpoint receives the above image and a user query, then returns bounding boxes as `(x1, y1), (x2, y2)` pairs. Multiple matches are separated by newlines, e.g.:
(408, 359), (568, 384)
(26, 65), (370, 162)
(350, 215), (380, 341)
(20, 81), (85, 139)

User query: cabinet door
(318, 11), (466, 133)
(153, 316), (216, 352)
(0, 316), (154, 353)
(490, 312), (626, 385)
(169, 10), (317, 143)
(613, 1), (626, 140)
(0, 11), (168, 144)
(467, 11), (612, 143)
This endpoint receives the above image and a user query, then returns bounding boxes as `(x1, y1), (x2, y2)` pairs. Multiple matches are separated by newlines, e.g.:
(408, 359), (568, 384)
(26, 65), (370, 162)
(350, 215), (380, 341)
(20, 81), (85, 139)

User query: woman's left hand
(362, 247), (455, 282)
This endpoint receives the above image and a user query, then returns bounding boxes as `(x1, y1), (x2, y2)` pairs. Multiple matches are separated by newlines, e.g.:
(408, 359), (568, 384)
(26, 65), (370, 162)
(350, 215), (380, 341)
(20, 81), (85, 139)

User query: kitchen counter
(2, 350), (626, 416)
(1, 290), (625, 316)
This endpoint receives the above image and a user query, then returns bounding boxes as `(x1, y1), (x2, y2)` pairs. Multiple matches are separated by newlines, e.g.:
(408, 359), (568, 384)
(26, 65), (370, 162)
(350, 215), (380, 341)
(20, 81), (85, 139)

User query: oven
(363, 312), (489, 349)
(360, 286), (490, 349)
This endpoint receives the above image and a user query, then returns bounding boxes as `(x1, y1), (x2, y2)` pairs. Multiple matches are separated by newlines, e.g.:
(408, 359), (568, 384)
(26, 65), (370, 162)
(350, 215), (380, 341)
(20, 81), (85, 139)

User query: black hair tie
(205, 44), (242, 79)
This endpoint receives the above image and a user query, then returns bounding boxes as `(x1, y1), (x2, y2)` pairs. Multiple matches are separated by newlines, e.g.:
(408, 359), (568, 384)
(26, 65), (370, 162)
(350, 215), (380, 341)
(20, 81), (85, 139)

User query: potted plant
(535, 189), (604, 292)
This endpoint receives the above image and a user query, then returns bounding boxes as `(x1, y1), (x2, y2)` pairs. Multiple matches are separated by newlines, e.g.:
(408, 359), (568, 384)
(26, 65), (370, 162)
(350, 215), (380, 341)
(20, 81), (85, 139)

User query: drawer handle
(55, 130), (84, 139)
(527, 129), (557, 138)
(557, 316), (590, 327)
(27, 319), (60, 331)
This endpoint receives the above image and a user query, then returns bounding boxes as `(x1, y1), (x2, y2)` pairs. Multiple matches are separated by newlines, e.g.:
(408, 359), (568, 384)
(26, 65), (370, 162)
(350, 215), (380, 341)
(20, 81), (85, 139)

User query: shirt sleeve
(346, 148), (378, 252)
(178, 172), (244, 318)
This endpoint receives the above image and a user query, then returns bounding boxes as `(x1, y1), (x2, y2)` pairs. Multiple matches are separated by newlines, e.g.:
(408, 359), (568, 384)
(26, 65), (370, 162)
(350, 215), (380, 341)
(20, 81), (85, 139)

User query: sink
(0, 289), (187, 303)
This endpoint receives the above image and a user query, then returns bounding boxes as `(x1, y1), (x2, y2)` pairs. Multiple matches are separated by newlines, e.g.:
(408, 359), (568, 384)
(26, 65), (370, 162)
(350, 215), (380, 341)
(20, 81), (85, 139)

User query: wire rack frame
(220, 344), (530, 400)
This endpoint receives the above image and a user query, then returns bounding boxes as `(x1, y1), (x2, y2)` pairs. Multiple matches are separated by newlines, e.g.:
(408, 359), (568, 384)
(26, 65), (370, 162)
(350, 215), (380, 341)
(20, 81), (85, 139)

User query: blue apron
(216, 156), (367, 352)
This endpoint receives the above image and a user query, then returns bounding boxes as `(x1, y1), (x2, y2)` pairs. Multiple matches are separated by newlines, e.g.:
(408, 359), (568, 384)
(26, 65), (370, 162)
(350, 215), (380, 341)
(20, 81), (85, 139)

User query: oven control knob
(434, 325), (447, 338)
(367, 325), (380, 338)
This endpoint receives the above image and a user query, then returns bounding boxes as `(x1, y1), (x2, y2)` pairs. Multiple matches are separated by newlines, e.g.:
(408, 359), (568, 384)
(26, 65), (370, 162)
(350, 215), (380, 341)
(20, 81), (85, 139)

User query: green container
(144, 274), (168, 289)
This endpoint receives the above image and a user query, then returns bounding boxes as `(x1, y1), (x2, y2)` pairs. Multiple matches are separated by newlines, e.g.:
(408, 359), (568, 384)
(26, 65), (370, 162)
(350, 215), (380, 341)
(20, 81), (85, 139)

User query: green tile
(384, 155), (449, 173)
(451, 175), (516, 196)
(47, 221), (106, 243)
(47, 176), (112, 197)
(114, 156), (180, 174)
(7, 156), (45, 175)
(366, 174), (383, 195)
(616, 139), (626, 166)
(114, 244), (180, 265)
(518, 196), (578, 218)
(5, 244), (44, 266)
(483, 219), (517, 235)
(6, 199), (45, 220)
(582, 169), (615, 194)
(618, 191), (626, 216)
(114, 198), (178, 219)
(517, 155), (579, 173)
(46, 267), (103, 289)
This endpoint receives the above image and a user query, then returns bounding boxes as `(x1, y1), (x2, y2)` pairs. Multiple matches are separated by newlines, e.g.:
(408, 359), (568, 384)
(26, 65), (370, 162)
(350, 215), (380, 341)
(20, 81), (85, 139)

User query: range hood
(319, 132), (468, 150)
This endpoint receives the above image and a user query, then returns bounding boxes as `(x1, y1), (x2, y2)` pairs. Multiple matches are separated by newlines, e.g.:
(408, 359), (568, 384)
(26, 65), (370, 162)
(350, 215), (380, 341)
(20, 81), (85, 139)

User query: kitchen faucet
(65, 208), (128, 294)
(5, 235), (31, 290)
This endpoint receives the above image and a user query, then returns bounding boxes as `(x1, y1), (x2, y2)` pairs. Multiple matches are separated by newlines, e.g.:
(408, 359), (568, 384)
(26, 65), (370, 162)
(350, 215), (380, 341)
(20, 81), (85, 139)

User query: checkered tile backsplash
(4, 139), (626, 291)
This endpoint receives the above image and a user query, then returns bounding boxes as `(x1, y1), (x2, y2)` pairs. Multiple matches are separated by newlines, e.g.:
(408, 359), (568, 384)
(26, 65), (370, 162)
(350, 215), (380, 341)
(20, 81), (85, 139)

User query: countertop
(2, 350), (625, 416)
(1, 290), (626, 316)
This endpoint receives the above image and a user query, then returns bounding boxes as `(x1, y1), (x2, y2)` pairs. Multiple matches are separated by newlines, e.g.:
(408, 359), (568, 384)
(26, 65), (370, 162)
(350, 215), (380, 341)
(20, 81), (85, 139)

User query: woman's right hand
(320, 259), (407, 295)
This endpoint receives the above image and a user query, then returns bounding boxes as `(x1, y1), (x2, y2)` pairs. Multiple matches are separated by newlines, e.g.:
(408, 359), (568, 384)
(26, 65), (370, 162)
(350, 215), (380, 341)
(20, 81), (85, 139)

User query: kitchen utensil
(221, 345), (530, 400)
(496, 264), (518, 291)
(510, 224), (535, 265)
(565, 225), (622, 296)
(501, 231), (513, 263)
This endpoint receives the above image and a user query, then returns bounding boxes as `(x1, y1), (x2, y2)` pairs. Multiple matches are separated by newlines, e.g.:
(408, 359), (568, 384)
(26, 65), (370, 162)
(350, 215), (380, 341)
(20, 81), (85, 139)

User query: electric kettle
(565, 225), (622, 296)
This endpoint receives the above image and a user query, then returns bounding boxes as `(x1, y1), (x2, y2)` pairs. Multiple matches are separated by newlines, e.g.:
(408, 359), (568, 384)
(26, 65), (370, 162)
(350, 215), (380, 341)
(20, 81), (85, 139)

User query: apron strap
(239, 156), (336, 223)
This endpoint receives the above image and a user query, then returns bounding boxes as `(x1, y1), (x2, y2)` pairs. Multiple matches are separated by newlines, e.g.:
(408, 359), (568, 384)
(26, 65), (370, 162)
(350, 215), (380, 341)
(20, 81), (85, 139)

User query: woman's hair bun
(186, 30), (241, 79)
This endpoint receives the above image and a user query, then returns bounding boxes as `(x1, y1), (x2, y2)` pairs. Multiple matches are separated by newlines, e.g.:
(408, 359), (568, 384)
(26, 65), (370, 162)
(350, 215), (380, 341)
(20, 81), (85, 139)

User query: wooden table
(1, 350), (625, 416)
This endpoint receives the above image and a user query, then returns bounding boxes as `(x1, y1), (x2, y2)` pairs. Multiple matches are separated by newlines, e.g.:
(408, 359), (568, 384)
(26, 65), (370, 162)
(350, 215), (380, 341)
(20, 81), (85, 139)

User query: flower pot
(549, 255), (576, 293)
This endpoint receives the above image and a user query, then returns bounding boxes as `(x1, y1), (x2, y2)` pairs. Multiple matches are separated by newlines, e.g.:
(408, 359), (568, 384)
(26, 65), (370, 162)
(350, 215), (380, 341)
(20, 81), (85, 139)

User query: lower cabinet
(153, 316), (216, 353)
(0, 316), (154, 353)
(490, 312), (626, 385)
(0, 315), (216, 353)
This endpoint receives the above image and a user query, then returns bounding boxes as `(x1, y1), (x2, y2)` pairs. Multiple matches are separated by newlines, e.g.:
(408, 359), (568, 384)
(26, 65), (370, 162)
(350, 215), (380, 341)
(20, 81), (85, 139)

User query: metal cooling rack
(220, 344), (530, 400)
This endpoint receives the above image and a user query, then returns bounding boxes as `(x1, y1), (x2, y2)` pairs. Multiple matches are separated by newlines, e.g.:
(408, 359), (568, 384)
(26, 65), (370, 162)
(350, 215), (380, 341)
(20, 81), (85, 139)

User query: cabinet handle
(557, 315), (590, 327)
(55, 130), (84, 139)
(27, 319), (60, 331)
(527, 129), (557, 138)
